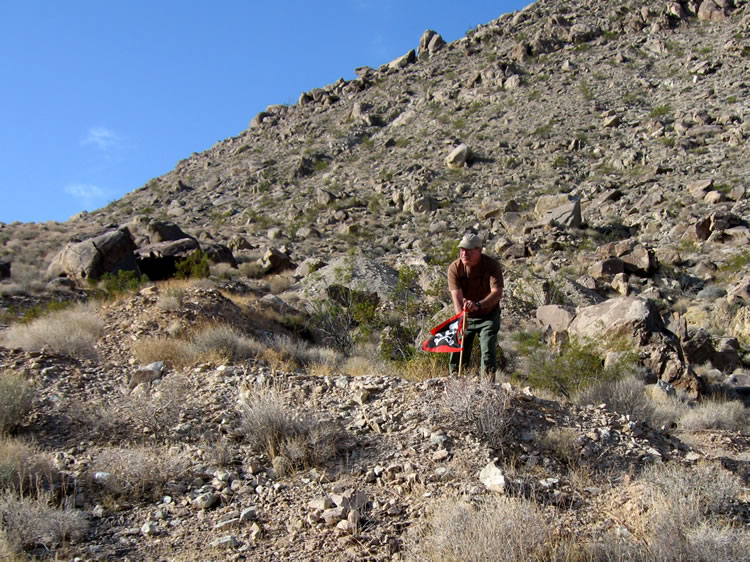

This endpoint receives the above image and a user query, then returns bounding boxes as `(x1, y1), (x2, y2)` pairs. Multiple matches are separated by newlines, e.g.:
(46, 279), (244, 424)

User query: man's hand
(463, 300), (479, 312)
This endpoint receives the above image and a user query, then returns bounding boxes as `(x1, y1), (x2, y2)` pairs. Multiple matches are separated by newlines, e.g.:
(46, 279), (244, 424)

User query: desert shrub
(269, 334), (341, 369)
(517, 335), (634, 398)
(268, 274), (293, 294)
(0, 438), (59, 495)
(97, 269), (149, 297)
(82, 374), (192, 443)
(441, 379), (511, 450)
(0, 371), (33, 434)
(400, 353), (449, 382)
(308, 298), (356, 355)
(175, 251), (210, 279)
(191, 323), (262, 362)
(237, 386), (352, 473)
(88, 445), (188, 502)
(133, 324), (263, 369)
(405, 495), (553, 561)
(156, 287), (184, 311)
(538, 427), (580, 467)
(0, 303), (104, 360)
(581, 461), (749, 560)
(132, 337), (196, 369)
(634, 461), (747, 560)
(677, 399), (748, 432)
(573, 374), (657, 424)
(0, 491), (88, 558)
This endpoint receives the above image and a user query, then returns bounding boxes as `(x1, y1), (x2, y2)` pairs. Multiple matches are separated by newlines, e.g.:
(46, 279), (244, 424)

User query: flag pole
(457, 310), (466, 377)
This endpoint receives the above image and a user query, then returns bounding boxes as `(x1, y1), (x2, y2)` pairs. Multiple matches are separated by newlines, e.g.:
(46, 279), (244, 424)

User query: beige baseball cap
(458, 233), (482, 249)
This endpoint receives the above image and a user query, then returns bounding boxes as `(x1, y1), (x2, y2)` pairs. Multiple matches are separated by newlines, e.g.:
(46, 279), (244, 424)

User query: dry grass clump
(574, 374), (657, 424)
(405, 495), (553, 561)
(0, 438), (59, 495)
(0, 491), (88, 558)
(156, 286), (185, 311)
(0, 263), (47, 296)
(538, 427), (580, 467)
(133, 323), (264, 368)
(237, 386), (352, 475)
(341, 355), (381, 377)
(81, 374), (192, 443)
(0, 303), (104, 360)
(592, 461), (749, 560)
(271, 334), (341, 368)
(400, 353), (449, 381)
(268, 273), (294, 294)
(441, 379), (511, 450)
(0, 371), (33, 434)
(88, 444), (189, 502)
(577, 376), (749, 432)
(191, 322), (263, 360)
(676, 398), (748, 432)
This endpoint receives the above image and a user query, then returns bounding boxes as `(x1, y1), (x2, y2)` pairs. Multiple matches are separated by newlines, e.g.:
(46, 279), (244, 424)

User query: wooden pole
(457, 311), (466, 377)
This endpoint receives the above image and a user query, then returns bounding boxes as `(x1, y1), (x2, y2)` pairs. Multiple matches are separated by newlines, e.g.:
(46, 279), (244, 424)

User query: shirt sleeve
(488, 258), (504, 291)
(447, 260), (461, 292)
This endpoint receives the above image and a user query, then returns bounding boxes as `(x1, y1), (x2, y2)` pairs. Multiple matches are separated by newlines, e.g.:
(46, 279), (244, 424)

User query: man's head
(458, 233), (482, 267)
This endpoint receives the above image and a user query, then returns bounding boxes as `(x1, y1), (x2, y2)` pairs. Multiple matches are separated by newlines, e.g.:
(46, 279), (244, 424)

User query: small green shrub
(517, 337), (634, 398)
(175, 251), (210, 279)
(97, 269), (149, 296)
(649, 104), (672, 118)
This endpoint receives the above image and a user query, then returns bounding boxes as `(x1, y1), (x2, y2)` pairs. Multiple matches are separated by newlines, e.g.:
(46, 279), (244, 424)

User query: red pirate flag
(422, 311), (465, 353)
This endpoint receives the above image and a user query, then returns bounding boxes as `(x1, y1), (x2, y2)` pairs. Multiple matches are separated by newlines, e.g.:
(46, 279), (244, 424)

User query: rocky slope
(1, 0), (750, 559)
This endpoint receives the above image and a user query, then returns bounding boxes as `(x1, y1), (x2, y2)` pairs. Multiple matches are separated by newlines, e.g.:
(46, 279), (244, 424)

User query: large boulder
(203, 243), (238, 268)
(0, 261), (10, 280)
(259, 247), (296, 275)
(534, 194), (582, 229)
(147, 220), (195, 243)
(569, 296), (703, 397)
(301, 256), (400, 303)
(418, 29), (445, 59)
(135, 238), (201, 280)
(47, 227), (140, 283)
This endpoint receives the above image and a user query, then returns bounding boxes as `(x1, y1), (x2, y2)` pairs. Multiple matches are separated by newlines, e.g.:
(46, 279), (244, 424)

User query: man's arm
(450, 288), (465, 315)
(478, 286), (502, 311)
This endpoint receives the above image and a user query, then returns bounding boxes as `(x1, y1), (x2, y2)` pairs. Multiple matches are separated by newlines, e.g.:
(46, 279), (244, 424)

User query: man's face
(459, 247), (481, 267)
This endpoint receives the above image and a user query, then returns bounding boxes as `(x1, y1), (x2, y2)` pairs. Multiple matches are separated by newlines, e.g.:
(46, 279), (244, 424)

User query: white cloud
(64, 183), (110, 208)
(82, 127), (121, 150)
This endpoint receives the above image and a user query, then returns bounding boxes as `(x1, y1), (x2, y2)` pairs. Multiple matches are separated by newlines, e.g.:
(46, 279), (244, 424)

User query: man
(447, 233), (504, 378)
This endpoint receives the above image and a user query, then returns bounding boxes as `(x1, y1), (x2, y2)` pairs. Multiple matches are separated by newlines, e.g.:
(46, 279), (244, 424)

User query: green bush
(175, 251), (210, 279)
(516, 335), (636, 398)
(98, 269), (149, 296)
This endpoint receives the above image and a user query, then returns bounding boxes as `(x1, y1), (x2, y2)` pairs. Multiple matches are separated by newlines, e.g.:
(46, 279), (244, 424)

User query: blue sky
(0, 1), (531, 223)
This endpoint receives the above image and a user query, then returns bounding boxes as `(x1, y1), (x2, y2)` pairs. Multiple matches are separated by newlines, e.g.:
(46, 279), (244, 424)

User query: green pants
(449, 307), (500, 376)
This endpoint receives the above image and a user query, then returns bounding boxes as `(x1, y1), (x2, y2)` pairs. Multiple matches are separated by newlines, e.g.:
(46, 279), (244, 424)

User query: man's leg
(449, 329), (476, 375)
(477, 308), (501, 380)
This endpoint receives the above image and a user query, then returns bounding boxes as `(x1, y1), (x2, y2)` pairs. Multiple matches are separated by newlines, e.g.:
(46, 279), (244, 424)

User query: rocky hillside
(1, 0), (750, 559)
